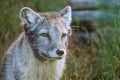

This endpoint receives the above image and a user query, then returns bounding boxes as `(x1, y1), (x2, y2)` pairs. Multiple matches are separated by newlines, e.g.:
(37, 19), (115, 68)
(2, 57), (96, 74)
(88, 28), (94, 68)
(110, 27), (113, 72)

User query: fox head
(20, 6), (72, 60)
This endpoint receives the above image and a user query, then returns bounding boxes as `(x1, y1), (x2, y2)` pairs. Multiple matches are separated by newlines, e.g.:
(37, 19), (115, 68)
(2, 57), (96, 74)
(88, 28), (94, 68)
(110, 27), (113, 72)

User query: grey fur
(0, 6), (72, 80)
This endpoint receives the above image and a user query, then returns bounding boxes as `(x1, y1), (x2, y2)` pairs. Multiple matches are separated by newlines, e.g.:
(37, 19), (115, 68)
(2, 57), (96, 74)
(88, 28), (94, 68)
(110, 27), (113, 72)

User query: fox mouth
(41, 53), (63, 60)
(33, 49), (63, 60)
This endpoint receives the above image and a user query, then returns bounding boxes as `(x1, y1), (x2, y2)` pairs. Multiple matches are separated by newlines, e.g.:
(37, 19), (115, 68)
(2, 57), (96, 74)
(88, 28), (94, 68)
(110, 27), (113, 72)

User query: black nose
(56, 50), (64, 56)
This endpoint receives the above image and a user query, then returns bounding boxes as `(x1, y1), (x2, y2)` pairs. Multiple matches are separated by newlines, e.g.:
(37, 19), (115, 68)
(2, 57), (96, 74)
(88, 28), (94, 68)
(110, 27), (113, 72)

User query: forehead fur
(38, 12), (63, 27)
(39, 12), (61, 20)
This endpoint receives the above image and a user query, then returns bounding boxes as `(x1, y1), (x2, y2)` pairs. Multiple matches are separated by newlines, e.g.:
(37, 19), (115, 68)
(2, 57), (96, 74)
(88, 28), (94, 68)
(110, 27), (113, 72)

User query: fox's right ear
(20, 7), (39, 31)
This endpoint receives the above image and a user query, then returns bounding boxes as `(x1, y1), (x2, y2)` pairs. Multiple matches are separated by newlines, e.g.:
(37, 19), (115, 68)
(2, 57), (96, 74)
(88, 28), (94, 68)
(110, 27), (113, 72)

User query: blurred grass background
(0, 0), (120, 80)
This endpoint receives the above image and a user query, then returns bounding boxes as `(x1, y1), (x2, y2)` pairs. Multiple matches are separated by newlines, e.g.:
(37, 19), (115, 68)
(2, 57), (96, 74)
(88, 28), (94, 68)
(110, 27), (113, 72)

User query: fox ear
(60, 6), (72, 25)
(20, 7), (39, 29)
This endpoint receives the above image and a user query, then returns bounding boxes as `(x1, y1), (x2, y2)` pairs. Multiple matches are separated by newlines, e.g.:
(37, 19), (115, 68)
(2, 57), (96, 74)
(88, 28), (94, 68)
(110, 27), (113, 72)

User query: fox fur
(0, 6), (72, 80)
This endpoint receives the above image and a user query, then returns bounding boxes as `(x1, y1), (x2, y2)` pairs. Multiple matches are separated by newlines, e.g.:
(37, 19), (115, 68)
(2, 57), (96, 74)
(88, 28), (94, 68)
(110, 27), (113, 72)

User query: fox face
(20, 6), (72, 60)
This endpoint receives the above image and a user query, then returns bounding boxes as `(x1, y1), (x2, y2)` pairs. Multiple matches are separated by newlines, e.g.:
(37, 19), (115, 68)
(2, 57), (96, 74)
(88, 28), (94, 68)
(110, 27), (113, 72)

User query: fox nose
(56, 50), (64, 56)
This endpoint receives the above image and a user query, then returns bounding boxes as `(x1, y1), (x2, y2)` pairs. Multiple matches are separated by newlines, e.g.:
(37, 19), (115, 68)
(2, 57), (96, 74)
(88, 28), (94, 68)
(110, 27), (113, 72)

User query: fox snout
(56, 49), (64, 56)
(46, 45), (66, 59)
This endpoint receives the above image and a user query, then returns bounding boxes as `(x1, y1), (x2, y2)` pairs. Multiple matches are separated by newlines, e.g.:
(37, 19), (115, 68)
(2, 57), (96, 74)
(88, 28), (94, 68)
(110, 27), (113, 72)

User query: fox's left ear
(59, 6), (72, 25)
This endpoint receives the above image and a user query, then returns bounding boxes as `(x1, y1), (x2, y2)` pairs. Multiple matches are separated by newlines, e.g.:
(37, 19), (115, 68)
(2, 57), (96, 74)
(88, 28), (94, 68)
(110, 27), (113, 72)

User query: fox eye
(62, 33), (67, 38)
(40, 33), (49, 37)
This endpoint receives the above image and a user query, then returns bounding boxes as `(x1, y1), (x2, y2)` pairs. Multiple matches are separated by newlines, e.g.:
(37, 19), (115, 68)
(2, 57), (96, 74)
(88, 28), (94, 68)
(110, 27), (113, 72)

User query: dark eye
(62, 33), (67, 38)
(40, 33), (49, 37)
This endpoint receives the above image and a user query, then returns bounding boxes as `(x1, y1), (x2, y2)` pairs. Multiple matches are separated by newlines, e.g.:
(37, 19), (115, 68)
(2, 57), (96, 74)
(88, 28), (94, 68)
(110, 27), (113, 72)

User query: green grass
(0, 0), (120, 80)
